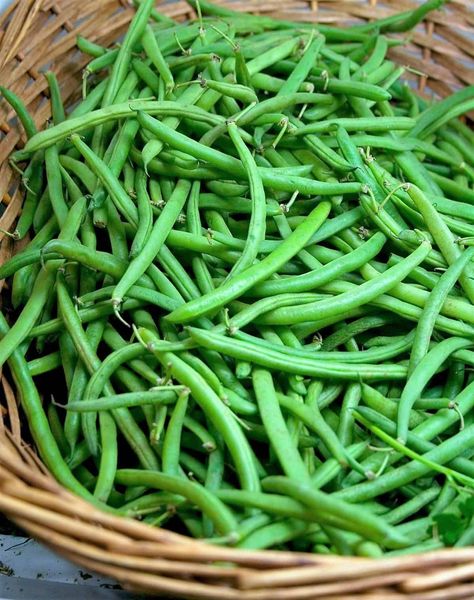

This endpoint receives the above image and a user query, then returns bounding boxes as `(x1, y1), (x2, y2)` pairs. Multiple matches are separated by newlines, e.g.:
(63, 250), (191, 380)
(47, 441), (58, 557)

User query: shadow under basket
(1, 0), (474, 597)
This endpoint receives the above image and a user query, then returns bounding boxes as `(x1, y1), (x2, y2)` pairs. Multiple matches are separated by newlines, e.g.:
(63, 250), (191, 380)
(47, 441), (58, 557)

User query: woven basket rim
(1, 1), (474, 598)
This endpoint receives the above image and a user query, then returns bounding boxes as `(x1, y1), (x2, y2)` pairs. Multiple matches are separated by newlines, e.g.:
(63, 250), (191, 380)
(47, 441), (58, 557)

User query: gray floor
(0, 535), (142, 599)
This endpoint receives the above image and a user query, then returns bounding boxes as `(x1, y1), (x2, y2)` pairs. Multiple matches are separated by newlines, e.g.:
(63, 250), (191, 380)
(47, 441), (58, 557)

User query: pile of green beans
(3, 0), (474, 556)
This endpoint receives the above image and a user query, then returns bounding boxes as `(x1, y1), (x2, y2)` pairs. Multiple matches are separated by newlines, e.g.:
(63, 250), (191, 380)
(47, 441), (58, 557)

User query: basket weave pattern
(1, 1), (474, 597)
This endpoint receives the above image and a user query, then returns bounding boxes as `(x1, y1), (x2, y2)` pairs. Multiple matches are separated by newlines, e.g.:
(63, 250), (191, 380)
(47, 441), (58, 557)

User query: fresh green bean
(188, 327), (407, 381)
(139, 327), (260, 492)
(115, 469), (237, 536)
(167, 202), (331, 322)
(398, 337), (473, 443)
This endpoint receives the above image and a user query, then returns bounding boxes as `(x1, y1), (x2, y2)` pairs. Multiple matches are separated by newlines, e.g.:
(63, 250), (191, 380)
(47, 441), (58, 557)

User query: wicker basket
(1, 1), (474, 597)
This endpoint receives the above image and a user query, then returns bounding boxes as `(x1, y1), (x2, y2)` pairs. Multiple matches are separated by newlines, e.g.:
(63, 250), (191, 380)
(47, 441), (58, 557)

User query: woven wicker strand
(1, 1), (474, 597)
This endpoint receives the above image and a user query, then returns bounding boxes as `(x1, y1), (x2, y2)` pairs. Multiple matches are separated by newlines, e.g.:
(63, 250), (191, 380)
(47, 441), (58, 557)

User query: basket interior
(1, 1), (474, 598)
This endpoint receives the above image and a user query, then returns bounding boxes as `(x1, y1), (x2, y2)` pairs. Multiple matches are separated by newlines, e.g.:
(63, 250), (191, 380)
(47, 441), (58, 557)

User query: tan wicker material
(1, 1), (474, 597)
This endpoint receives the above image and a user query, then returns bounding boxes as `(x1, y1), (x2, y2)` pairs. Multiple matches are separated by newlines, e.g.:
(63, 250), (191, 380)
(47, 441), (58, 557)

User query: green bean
(356, 407), (474, 481)
(100, 0), (154, 107)
(118, 490), (185, 517)
(410, 85), (474, 139)
(200, 76), (258, 104)
(132, 59), (163, 95)
(278, 388), (357, 469)
(398, 337), (473, 443)
(0, 196), (87, 367)
(178, 451), (209, 483)
(13, 151), (44, 240)
(352, 257), (474, 328)
(167, 202), (330, 323)
(130, 169), (153, 258)
(221, 388), (257, 416)
(168, 53), (217, 73)
(27, 299), (145, 340)
(262, 477), (409, 548)
(292, 133), (416, 153)
(361, 384), (425, 430)
(188, 0), (370, 40)
(387, 253), (446, 291)
(80, 284), (180, 315)
(188, 327), (407, 381)
(336, 422), (474, 504)
(255, 241), (431, 325)
(70, 134), (138, 226)
(65, 389), (179, 412)
(186, 182), (215, 295)
(214, 489), (339, 533)
(45, 71), (66, 125)
(140, 327), (260, 492)
(115, 469), (237, 536)
(253, 368), (311, 483)
(442, 361), (465, 400)
(356, 410), (474, 489)
(309, 76), (391, 102)
(429, 171), (474, 204)
(45, 145), (69, 227)
(250, 72), (311, 94)
(57, 274), (159, 470)
(238, 520), (311, 550)
(137, 111), (361, 196)
(97, 118), (144, 207)
(94, 411), (117, 502)
(249, 232), (385, 297)
(77, 36), (107, 58)
(101, 326), (159, 385)
(158, 243), (202, 301)
(232, 328), (413, 365)
(0, 314), (103, 505)
(32, 186), (53, 232)
(27, 351), (61, 377)
(183, 416), (217, 453)
(143, 25), (175, 94)
(321, 315), (395, 352)
(40, 240), (153, 289)
(10, 216), (57, 307)
(335, 126), (406, 224)
(384, 487), (440, 525)
(64, 320), (105, 454)
(0, 248), (55, 280)
(82, 344), (147, 403)
(409, 247), (474, 375)
(438, 128), (474, 168)
(244, 38), (299, 75)
(195, 193), (281, 217)
(355, 35), (389, 77)
(46, 403), (69, 457)
(0, 86), (37, 138)
(206, 180), (248, 197)
(180, 351), (226, 400)
(83, 50), (119, 78)
(162, 389), (190, 476)
(311, 442), (368, 489)
(359, 0), (447, 33)
(280, 34), (326, 96)
(407, 185), (474, 304)
(59, 155), (97, 193)
(290, 115), (355, 173)
(112, 179), (191, 308)
(19, 100), (227, 158)
(225, 121), (266, 278)
(295, 116), (415, 136)
(337, 383), (361, 448)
